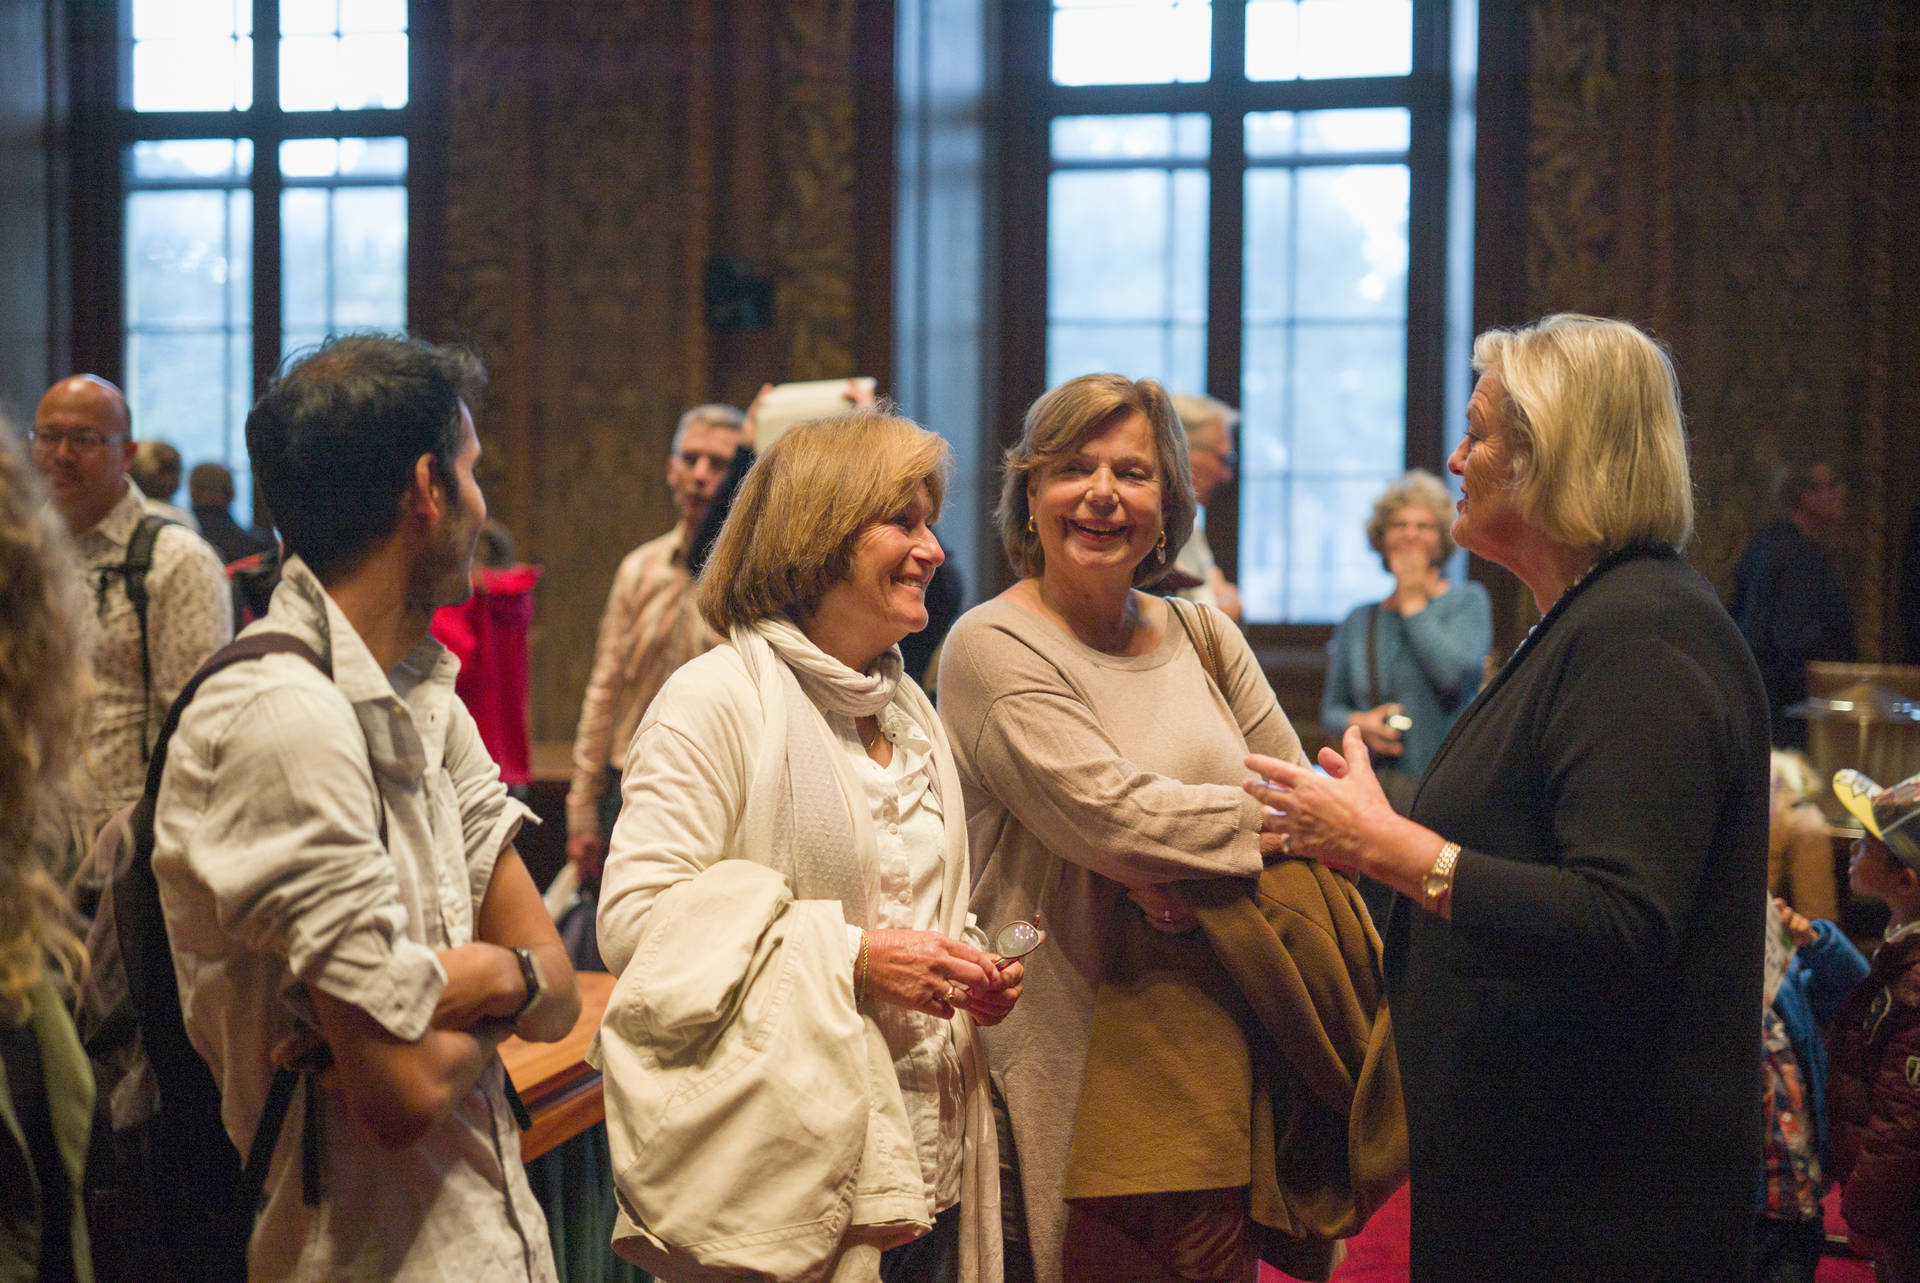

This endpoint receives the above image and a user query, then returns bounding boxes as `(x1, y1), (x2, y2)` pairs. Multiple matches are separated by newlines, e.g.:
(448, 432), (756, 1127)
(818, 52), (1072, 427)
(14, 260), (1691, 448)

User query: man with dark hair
(152, 334), (578, 1281)
(1730, 459), (1857, 748)
(31, 375), (230, 893)
(188, 461), (273, 565)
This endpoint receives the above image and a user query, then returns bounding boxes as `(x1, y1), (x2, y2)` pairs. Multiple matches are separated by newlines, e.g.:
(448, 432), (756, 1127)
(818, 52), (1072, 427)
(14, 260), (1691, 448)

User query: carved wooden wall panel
(434, 0), (877, 738)
(1481, 0), (1919, 656)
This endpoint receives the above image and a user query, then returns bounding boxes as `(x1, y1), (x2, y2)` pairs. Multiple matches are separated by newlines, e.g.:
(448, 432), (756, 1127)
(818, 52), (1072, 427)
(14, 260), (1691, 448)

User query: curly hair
(1364, 469), (1458, 569)
(0, 419), (91, 1024)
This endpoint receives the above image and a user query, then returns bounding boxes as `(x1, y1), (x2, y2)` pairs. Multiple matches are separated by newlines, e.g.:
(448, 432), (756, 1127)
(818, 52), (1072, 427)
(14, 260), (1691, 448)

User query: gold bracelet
(855, 930), (871, 1005)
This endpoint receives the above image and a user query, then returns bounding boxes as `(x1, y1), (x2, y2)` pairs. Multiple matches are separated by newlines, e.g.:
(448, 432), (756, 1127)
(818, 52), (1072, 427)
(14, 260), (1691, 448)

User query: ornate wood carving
(437, 0), (871, 738)
(1505, 0), (1911, 656)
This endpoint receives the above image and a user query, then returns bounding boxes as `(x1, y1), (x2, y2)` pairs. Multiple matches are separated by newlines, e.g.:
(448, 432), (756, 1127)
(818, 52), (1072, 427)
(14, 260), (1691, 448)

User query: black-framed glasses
(28, 429), (129, 453)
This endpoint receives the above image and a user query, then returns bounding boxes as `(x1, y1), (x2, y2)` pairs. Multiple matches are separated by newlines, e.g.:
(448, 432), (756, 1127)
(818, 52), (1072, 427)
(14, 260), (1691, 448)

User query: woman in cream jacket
(596, 411), (1022, 1283)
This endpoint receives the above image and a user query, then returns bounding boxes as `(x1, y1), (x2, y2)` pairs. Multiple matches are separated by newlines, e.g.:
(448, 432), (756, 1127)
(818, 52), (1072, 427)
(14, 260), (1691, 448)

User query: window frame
(65, 0), (445, 412)
(993, 0), (1458, 644)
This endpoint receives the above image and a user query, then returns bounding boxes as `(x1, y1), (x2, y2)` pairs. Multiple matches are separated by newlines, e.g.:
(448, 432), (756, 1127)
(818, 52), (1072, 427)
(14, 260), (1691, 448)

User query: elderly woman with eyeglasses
(1322, 469), (1490, 817)
(1247, 315), (1771, 1281)
(596, 411), (1019, 1283)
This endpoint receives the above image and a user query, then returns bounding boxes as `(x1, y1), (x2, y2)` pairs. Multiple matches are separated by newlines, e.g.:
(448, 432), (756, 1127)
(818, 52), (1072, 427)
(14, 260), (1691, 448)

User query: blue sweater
(1773, 917), (1870, 1170)
(1322, 579), (1491, 776)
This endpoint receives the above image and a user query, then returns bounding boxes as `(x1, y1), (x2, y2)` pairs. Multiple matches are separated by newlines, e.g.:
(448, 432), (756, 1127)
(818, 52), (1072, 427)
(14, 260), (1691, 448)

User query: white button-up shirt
(153, 556), (556, 1282)
(838, 705), (965, 1211)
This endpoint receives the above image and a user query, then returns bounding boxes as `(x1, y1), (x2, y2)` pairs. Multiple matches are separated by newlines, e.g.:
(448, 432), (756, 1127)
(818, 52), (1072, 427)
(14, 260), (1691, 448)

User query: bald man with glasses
(30, 375), (230, 901)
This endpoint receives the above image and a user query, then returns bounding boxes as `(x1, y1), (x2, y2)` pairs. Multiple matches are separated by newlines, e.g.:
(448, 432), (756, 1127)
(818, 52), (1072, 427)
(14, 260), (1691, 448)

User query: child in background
(1773, 749), (1840, 921)
(1757, 893), (1869, 1282)
(1826, 768), (1920, 1281)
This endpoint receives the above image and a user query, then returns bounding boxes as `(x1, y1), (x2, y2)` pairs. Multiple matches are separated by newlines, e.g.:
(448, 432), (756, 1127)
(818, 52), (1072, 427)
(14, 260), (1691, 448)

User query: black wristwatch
(510, 946), (545, 1020)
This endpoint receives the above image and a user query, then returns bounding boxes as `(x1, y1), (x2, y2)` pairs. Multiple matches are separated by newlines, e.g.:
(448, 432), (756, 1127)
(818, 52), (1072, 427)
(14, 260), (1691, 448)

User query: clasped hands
(861, 928), (1023, 1026)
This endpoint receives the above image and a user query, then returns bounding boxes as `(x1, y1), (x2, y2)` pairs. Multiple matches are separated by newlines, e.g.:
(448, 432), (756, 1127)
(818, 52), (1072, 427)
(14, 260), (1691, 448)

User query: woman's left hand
(955, 959), (1023, 1026)
(1127, 883), (1199, 933)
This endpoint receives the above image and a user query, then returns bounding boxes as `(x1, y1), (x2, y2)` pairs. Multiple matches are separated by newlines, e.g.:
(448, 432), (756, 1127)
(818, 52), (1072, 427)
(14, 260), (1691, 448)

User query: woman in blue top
(1322, 469), (1490, 813)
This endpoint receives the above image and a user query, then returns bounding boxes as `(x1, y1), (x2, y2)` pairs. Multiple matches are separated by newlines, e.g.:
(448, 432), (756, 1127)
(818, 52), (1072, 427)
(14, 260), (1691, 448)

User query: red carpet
(1258, 1183), (1876, 1283)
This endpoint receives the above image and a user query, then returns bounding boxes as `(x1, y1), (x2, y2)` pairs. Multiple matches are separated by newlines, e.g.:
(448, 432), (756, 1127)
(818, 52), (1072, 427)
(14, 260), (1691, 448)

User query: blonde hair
(699, 410), (949, 633)
(1365, 469), (1457, 567)
(1472, 313), (1694, 551)
(997, 373), (1195, 585)
(0, 420), (92, 1024)
(1769, 749), (1820, 808)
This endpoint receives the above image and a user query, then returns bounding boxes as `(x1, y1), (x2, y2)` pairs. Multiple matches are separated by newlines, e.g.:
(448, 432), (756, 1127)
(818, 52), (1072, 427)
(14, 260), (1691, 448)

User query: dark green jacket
(1, 975), (95, 1283)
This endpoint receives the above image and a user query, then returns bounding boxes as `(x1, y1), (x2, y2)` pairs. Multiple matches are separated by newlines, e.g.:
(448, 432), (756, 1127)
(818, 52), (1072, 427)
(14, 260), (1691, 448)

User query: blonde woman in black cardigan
(1248, 315), (1770, 1282)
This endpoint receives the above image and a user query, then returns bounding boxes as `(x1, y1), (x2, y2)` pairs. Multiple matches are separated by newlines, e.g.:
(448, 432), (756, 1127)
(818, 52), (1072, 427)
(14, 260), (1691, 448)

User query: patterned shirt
(567, 527), (719, 833)
(1762, 1005), (1822, 1220)
(62, 480), (231, 883)
(153, 556), (555, 1282)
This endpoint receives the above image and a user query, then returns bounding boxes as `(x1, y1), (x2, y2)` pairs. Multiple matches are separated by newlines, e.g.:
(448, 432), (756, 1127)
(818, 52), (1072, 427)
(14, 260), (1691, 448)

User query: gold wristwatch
(1421, 841), (1461, 913)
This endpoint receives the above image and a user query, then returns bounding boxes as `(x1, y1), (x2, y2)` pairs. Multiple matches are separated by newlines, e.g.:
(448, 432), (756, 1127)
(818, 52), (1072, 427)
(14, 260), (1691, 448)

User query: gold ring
(942, 985), (958, 1004)
(1280, 831), (1293, 855)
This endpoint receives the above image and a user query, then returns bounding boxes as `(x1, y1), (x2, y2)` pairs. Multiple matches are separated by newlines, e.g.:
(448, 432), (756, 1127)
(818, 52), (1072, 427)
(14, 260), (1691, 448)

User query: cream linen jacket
(594, 643), (1000, 1283)
(595, 860), (927, 1281)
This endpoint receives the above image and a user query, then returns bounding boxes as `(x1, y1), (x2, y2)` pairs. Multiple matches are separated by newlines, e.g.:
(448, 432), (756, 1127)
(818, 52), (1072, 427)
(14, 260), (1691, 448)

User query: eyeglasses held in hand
(993, 914), (1046, 969)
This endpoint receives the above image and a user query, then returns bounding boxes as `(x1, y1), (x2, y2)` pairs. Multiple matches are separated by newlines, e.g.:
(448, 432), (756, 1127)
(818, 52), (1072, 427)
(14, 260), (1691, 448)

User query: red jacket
(431, 564), (540, 786)
(1827, 927), (1920, 1276)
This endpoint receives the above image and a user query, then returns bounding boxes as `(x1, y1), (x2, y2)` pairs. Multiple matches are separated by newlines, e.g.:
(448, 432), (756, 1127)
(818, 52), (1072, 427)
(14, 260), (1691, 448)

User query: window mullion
(252, 0), (281, 400)
(1205, 4), (1247, 577)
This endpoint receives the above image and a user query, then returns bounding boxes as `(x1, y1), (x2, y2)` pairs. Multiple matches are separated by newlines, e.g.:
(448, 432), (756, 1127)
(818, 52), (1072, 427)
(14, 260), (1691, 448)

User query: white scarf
(732, 615), (1003, 1283)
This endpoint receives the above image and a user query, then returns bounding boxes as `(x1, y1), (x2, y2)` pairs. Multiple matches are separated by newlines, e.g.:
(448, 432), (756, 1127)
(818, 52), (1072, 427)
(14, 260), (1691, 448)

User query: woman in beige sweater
(938, 374), (1307, 1283)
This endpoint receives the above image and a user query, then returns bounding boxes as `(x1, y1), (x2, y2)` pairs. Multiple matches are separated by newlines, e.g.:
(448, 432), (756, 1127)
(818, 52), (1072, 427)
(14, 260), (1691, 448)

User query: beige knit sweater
(937, 593), (1307, 1283)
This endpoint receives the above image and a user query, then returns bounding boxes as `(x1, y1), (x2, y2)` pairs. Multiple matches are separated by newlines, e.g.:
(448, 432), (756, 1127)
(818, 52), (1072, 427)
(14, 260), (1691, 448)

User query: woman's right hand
(862, 929), (1005, 1019)
(1349, 703), (1407, 757)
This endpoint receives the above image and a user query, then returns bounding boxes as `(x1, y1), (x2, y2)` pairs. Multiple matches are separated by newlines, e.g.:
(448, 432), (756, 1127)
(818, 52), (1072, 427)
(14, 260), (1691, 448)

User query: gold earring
(1027, 514), (1037, 535)
(1155, 528), (1167, 558)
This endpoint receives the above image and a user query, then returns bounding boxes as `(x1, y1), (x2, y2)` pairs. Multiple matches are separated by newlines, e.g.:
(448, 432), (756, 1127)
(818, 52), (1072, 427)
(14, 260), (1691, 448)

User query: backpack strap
(115, 513), (176, 762)
(118, 631), (330, 1260)
(137, 631), (330, 799)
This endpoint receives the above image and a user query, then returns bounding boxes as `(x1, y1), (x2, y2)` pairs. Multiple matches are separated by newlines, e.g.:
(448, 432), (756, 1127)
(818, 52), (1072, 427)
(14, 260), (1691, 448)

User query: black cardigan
(1386, 547), (1770, 1282)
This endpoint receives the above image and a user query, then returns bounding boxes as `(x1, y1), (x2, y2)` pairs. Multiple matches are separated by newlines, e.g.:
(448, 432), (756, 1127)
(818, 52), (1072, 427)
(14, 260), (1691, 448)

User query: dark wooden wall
(1474, 0), (1920, 654)
(420, 0), (895, 738)
(0, 0), (60, 424)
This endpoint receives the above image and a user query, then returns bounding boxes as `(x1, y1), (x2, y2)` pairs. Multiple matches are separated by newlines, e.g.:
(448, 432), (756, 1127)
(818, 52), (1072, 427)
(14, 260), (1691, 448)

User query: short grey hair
(673, 402), (745, 446)
(1169, 393), (1240, 448)
(1365, 469), (1457, 567)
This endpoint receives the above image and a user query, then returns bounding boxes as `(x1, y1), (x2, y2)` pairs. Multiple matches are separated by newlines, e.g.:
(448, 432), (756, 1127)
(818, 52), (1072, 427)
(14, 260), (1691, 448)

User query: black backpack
(81, 632), (328, 1283)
